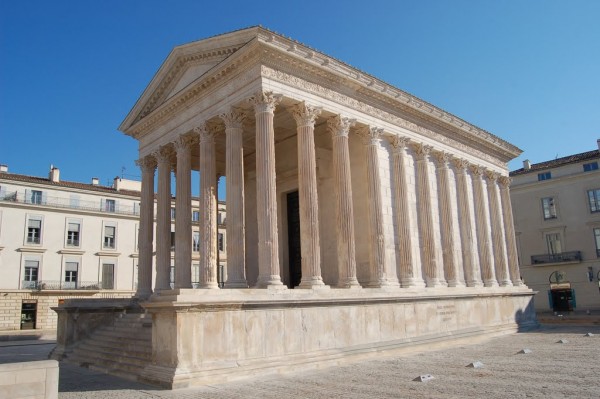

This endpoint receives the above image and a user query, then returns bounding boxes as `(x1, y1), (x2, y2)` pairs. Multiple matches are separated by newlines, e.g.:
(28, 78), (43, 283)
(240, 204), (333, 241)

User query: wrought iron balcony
(531, 251), (582, 265)
(21, 280), (103, 290)
(1, 190), (140, 216)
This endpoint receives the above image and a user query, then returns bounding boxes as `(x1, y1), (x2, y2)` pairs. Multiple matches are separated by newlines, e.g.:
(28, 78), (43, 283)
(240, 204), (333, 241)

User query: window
(103, 225), (116, 249)
(594, 228), (600, 257)
(170, 265), (175, 289)
(218, 233), (224, 251)
(23, 260), (39, 289)
(193, 232), (200, 252)
(171, 207), (176, 220)
(192, 263), (200, 287)
(101, 263), (114, 289)
(588, 189), (600, 213)
(104, 199), (116, 212)
(537, 172), (551, 181)
(546, 233), (562, 255)
(583, 162), (599, 172)
(66, 222), (80, 246)
(30, 190), (42, 204)
(64, 262), (78, 288)
(541, 197), (557, 220)
(171, 231), (175, 251)
(192, 210), (199, 222)
(217, 212), (222, 225)
(27, 218), (42, 244)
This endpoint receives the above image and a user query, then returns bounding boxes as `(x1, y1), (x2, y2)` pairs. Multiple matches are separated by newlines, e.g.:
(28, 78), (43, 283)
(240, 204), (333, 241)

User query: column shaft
(486, 171), (511, 286)
(154, 147), (173, 291)
(328, 116), (360, 288)
(135, 156), (156, 298)
(499, 176), (523, 286)
(413, 143), (441, 287)
(452, 159), (482, 287)
(470, 165), (498, 287)
(251, 92), (284, 288)
(433, 151), (463, 287)
(389, 137), (424, 287)
(221, 110), (248, 288)
(196, 124), (219, 289)
(361, 127), (398, 288)
(174, 136), (193, 289)
(293, 102), (326, 288)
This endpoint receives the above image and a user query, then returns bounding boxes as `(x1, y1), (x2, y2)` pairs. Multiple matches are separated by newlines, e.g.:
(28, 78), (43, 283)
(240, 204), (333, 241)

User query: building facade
(0, 165), (226, 331)
(510, 140), (600, 312)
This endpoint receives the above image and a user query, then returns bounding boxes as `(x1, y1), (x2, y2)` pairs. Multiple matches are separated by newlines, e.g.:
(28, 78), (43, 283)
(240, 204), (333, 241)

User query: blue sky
(1, 1), (599, 198)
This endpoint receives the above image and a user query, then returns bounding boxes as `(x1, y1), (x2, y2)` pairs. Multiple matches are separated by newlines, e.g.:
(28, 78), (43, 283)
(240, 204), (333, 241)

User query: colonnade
(134, 91), (522, 298)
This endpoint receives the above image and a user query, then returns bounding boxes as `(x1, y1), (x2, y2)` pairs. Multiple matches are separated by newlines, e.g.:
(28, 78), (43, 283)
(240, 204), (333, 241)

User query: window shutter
(68, 223), (80, 232)
(29, 219), (41, 229)
(25, 260), (39, 268)
(547, 290), (553, 310)
(65, 262), (78, 271)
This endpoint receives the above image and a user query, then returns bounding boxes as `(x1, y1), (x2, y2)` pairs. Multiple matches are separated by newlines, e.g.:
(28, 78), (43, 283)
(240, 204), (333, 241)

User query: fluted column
(486, 171), (511, 286)
(292, 102), (326, 288)
(433, 151), (463, 287)
(389, 136), (425, 288)
(499, 176), (524, 286)
(250, 91), (284, 288)
(359, 126), (398, 288)
(412, 143), (441, 287)
(328, 116), (361, 288)
(452, 158), (482, 287)
(470, 165), (498, 287)
(195, 123), (219, 289)
(153, 147), (173, 291)
(220, 109), (248, 288)
(173, 136), (194, 289)
(135, 156), (156, 298)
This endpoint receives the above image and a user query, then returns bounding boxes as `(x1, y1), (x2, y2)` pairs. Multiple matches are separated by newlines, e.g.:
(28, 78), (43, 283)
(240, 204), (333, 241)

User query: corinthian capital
(292, 101), (322, 128)
(219, 108), (246, 130)
(498, 175), (512, 188)
(357, 126), (384, 146)
(388, 136), (411, 152)
(152, 146), (173, 165)
(432, 150), (452, 168)
(411, 142), (433, 160)
(173, 135), (196, 152)
(469, 164), (484, 177)
(249, 91), (282, 114)
(194, 122), (220, 144)
(327, 115), (356, 138)
(135, 155), (157, 172)
(451, 157), (469, 171)
(484, 170), (500, 182)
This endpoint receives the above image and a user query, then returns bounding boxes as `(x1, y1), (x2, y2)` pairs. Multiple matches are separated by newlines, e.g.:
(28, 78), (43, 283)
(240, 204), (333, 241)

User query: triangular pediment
(120, 26), (262, 133)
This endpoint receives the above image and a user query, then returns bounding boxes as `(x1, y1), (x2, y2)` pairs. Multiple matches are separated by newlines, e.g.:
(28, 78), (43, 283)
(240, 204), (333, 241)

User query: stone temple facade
(53, 27), (537, 388)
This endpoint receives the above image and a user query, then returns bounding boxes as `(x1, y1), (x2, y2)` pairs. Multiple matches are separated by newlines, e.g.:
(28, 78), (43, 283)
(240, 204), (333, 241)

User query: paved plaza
(1, 324), (599, 398)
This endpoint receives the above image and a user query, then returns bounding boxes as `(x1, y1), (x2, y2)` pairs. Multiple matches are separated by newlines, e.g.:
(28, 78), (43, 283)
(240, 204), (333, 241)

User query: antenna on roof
(121, 166), (126, 178)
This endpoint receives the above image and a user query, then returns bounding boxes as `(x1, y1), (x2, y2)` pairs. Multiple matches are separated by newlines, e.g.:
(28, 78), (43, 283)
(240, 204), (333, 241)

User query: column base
(365, 279), (400, 288)
(446, 280), (466, 288)
(400, 277), (426, 288)
(499, 279), (513, 287)
(425, 278), (443, 288)
(224, 280), (249, 289)
(512, 280), (525, 287)
(255, 275), (286, 289)
(199, 282), (220, 289)
(466, 280), (484, 288)
(298, 277), (327, 289)
(483, 279), (499, 288)
(337, 278), (362, 289)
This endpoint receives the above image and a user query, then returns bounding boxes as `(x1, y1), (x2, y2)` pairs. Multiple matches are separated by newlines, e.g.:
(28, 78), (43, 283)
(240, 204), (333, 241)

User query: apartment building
(510, 140), (600, 312)
(0, 165), (226, 330)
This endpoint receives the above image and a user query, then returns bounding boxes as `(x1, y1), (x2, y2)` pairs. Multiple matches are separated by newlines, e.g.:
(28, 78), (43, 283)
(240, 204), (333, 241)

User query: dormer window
(537, 172), (551, 181)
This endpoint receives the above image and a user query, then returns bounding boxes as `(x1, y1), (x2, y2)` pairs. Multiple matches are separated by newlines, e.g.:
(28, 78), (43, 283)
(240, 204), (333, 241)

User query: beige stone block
(283, 308), (304, 354)
(243, 310), (266, 359)
(15, 368), (46, 383)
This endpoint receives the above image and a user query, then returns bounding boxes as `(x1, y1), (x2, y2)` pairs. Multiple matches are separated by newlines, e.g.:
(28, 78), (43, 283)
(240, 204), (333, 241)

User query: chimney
(91, 177), (99, 185)
(597, 138), (600, 150)
(49, 165), (60, 183)
(0, 164), (7, 173)
(523, 159), (531, 170)
(113, 176), (121, 191)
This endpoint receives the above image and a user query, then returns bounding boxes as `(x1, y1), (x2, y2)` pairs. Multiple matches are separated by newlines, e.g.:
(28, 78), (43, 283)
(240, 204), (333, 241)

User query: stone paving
(1, 325), (599, 398)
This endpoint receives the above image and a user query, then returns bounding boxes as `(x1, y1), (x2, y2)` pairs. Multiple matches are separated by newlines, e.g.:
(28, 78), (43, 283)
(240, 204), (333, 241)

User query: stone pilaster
(292, 102), (326, 288)
(451, 158), (482, 287)
(220, 109), (248, 288)
(388, 136), (425, 288)
(359, 126), (398, 288)
(433, 151), (463, 287)
(470, 165), (498, 287)
(153, 146), (173, 291)
(412, 143), (441, 287)
(135, 155), (156, 298)
(485, 171), (512, 287)
(250, 91), (284, 288)
(327, 116), (361, 288)
(173, 136), (194, 289)
(499, 176), (523, 286)
(195, 123), (219, 289)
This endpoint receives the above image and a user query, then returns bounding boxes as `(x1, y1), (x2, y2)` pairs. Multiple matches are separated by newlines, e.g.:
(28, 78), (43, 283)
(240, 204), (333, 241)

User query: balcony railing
(1, 191), (139, 216)
(21, 280), (105, 290)
(531, 251), (582, 265)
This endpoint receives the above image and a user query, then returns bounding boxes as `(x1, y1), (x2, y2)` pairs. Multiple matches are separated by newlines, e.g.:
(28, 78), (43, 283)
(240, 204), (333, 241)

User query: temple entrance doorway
(287, 191), (301, 288)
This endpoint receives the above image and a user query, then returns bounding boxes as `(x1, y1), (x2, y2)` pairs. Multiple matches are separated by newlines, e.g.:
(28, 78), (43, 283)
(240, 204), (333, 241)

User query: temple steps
(64, 312), (152, 381)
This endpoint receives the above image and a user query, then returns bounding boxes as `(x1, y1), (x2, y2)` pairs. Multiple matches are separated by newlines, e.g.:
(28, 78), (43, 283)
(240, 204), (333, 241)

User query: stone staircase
(64, 311), (152, 381)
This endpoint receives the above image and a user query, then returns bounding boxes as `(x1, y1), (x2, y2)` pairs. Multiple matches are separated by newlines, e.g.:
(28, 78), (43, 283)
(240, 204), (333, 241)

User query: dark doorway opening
(21, 302), (37, 330)
(287, 191), (302, 288)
